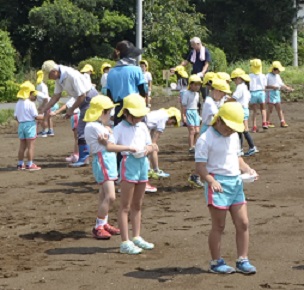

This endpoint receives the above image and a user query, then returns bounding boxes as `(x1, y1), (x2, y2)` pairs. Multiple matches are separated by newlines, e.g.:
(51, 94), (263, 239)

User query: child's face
(214, 117), (235, 137)
(99, 109), (111, 124)
(213, 89), (225, 102)
(272, 69), (280, 75)
(166, 118), (177, 126)
(104, 68), (110, 74)
(29, 92), (37, 102)
(232, 77), (242, 85)
(140, 64), (147, 72)
(189, 82), (201, 92)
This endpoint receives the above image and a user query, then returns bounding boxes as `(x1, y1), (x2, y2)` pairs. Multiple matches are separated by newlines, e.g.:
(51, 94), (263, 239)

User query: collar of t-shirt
(58, 65), (68, 84)
(122, 119), (140, 127)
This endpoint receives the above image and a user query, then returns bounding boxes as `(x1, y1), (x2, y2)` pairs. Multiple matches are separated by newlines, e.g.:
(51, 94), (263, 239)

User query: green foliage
(208, 44), (227, 72)
(0, 109), (14, 125)
(0, 80), (20, 103)
(0, 30), (16, 84)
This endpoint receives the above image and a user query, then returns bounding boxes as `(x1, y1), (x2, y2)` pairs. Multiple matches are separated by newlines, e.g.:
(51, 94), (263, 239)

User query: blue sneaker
(47, 129), (55, 137)
(37, 131), (47, 138)
(209, 258), (236, 274)
(244, 147), (256, 157)
(236, 258), (256, 274)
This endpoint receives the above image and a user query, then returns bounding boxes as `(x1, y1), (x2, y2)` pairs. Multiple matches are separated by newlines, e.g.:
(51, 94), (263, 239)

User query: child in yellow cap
(80, 64), (94, 87)
(14, 81), (44, 171)
(182, 74), (202, 153)
(266, 61), (293, 128)
(113, 94), (158, 254)
(249, 59), (268, 132)
(84, 95), (136, 240)
(139, 60), (153, 107)
(195, 102), (257, 275)
(100, 63), (111, 95)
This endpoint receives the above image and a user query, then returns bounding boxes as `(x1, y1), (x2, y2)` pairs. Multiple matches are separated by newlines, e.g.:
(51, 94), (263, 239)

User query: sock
(95, 217), (107, 228)
(154, 168), (159, 172)
(18, 160), (24, 165)
(105, 215), (108, 224)
(43, 128), (48, 133)
(27, 161), (33, 167)
(281, 119), (285, 122)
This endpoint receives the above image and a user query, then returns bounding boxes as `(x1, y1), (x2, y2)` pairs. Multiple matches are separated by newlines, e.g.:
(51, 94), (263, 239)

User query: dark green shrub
(0, 80), (19, 102)
(208, 44), (227, 72)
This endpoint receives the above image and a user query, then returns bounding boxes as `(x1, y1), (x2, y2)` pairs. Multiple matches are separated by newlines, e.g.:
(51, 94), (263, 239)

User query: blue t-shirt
(186, 48), (212, 74)
(107, 65), (146, 103)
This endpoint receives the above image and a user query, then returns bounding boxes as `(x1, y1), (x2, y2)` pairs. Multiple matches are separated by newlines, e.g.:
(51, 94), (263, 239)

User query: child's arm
(51, 104), (67, 116)
(35, 114), (45, 121)
(280, 84), (294, 92)
(196, 162), (223, 192)
(106, 142), (137, 153)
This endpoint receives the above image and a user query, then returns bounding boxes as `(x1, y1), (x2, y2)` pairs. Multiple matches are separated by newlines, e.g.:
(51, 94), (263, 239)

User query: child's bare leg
(251, 104), (257, 127)
(266, 103), (274, 123)
(26, 139), (35, 162)
(275, 103), (285, 121)
(208, 206), (227, 260)
(119, 181), (135, 241)
(150, 150), (158, 171)
(18, 140), (27, 161)
(188, 126), (195, 148)
(194, 127), (200, 144)
(130, 183), (146, 238)
(230, 204), (249, 258)
(97, 181), (116, 219)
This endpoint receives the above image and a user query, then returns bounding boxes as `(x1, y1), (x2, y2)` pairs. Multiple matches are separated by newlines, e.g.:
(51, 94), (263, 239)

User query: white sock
(95, 217), (107, 228)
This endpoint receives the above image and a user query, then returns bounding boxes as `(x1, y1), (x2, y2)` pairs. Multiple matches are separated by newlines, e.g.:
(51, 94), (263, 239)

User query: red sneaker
(251, 126), (257, 133)
(145, 182), (157, 193)
(104, 223), (120, 235)
(262, 122), (268, 129)
(92, 226), (111, 240)
(281, 121), (288, 128)
(25, 164), (41, 171)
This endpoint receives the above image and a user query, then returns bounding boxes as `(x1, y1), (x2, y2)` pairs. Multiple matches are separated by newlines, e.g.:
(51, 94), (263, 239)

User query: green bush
(208, 44), (227, 72)
(0, 109), (14, 125)
(0, 30), (16, 85)
(0, 80), (20, 102)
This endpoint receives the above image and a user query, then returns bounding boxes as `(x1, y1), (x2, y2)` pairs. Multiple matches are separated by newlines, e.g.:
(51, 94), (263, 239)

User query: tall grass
(0, 109), (14, 125)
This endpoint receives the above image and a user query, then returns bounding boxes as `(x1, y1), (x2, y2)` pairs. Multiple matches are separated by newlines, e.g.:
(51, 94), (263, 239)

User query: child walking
(249, 59), (268, 132)
(139, 60), (153, 107)
(195, 102), (257, 274)
(84, 95), (136, 239)
(100, 63), (111, 95)
(14, 81), (43, 171)
(266, 61), (293, 128)
(231, 68), (258, 157)
(113, 94), (158, 254)
(182, 74), (202, 153)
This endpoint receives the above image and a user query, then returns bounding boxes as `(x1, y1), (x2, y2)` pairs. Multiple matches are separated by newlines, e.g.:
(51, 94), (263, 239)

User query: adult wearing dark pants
(180, 37), (212, 102)
(41, 60), (98, 167)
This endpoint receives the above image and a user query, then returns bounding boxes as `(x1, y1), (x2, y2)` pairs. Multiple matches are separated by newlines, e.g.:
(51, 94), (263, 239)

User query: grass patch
(0, 109), (14, 125)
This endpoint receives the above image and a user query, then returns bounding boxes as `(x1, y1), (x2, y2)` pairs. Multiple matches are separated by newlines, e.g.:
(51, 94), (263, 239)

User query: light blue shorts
(250, 90), (266, 104)
(120, 155), (149, 183)
(186, 109), (200, 127)
(51, 103), (59, 112)
(18, 121), (37, 140)
(243, 107), (249, 121)
(70, 112), (80, 130)
(101, 87), (107, 95)
(204, 174), (246, 209)
(200, 124), (209, 135)
(92, 151), (118, 184)
(268, 90), (281, 104)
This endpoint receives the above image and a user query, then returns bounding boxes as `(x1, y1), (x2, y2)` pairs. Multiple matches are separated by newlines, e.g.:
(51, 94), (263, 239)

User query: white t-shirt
(36, 82), (50, 106)
(195, 127), (241, 176)
(84, 121), (115, 154)
(143, 71), (152, 83)
(232, 83), (251, 108)
(249, 73), (267, 91)
(113, 120), (152, 155)
(65, 97), (80, 114)
(181, 90), (200, 109)
(100, 73), (108, 88)
(54, 65), (92, 98)
(266, 73), (284, 88)
(14, 99), (38, 122)
(201, 96), (219, 126)
(145, 110), (169, 132)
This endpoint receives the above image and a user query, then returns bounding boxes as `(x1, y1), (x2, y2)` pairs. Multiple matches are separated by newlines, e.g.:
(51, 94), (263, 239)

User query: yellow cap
(211, 78), (231, 94)
(188, 74), (202, 88)
(211, 102), (244, 132)
(101, 63), (112, 74)
(216, 72), (231, 82)
(167, 107), (181, 127)
(83, 95), (117, 122)
(80, 64), (94, 73)
(269, 61), (285, 72)
(231, 68), (250, 82)
(174, 65), (189, 78)
(117, 94), (150, 118)
(17, 81), (38, 99)
(202, 72), (217, 85)
(36, 70), (44, 84)
(250, 59), (262, 74)
(139, 59), (149, 70)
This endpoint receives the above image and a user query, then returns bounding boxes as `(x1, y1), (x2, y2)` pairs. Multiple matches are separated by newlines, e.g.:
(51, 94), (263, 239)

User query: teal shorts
(243, 107), (249, 121)
(120, 155), (149, 183)
(186, 109), (200, 127)
(70, 112), (80, 130)
(268, 90), (281, 104)
(92, 151), (118, 184)
(18, 121), (37, 140)
(250, 90), (266, 104)
(204, 174), (246, 209)
(51, 103), (59, 112)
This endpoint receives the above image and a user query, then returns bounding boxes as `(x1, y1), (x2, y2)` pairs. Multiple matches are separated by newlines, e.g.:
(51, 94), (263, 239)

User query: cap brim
(128, 47), (144, 58)
(223, 118), (244, 132)
(117, 106), (150, 118)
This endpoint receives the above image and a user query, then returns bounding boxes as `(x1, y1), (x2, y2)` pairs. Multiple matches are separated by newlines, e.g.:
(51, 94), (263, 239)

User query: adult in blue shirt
(107, 40), (147, 125)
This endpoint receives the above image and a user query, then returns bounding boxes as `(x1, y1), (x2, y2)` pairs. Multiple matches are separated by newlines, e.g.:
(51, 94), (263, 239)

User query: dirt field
(0, 97), (304, 290)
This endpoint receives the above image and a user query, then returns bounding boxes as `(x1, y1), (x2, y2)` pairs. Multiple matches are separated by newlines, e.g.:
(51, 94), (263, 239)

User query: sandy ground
(0, 97), (304, 290)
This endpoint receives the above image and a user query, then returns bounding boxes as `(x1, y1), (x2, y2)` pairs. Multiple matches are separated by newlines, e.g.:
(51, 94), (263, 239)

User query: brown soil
(0, 98), (304, 290)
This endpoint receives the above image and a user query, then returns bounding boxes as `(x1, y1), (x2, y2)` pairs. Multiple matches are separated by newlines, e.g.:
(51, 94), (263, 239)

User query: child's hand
(209, 180), (223, 193)
(50, 111), (56, 116)
(244, 168), (259, 181)
(98, 133), (109, 146)
(128, 147), (137, 153)
(65, 108), (73, 119)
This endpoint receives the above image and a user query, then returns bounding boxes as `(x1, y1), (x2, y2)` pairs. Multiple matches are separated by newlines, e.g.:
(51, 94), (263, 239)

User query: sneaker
(240, 149), (244, 156)
(244, 147), (256, 157)
(133, 236), (154, 250)
(104, 223), (120, 235)
(25, 163), (41, 171)
(189, 147), (195, 154)
(236, 258), (256, 274)
(92, 226), (111, 240)
(145, 182), (157, 193)
(281, 121), (288, 128)
(262, 122), (268, 129)
(65, 154), (79, 163)
(37, 131), (47, 138)
(47, 129), (55, 137)
(253, 146), (259, 153)
(267, 122), (275, 128)
(251, 126), (257, 133)
(17, 164), (25, 170)
(120, 240), (143, 254)
(188, 174), (204, 188)
(209, 258), (236, 274)
(150, 169), (170, 180)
